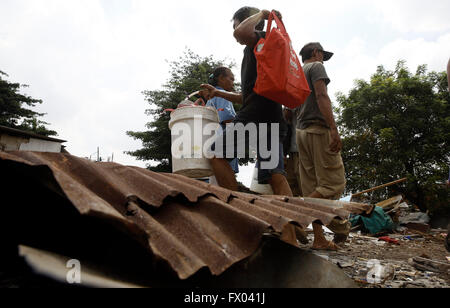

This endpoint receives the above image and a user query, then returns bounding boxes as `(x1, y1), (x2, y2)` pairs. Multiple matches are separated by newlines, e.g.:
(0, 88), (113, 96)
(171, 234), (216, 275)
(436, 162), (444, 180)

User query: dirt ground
(299, 229), (450, 288)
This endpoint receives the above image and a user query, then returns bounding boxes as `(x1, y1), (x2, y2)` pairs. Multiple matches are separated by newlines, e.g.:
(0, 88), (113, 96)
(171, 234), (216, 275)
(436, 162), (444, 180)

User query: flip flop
(311, 241), (340, 252)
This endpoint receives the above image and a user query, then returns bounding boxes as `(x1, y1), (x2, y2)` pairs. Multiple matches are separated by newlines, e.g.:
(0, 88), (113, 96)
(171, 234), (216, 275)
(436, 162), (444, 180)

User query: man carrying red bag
(201, 7), (292, 196)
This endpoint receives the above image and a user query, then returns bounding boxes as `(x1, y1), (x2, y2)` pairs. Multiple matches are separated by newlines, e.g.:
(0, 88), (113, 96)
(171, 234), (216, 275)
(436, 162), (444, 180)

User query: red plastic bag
(378, 236), (400, 245)
(254, 11), (311, 109)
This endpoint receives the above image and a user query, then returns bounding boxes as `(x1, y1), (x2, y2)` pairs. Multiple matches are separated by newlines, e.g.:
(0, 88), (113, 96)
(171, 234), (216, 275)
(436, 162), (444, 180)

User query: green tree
(337, 61), (449, 216)
(126, 50), (238, 172)
(0, 70), (57, 137)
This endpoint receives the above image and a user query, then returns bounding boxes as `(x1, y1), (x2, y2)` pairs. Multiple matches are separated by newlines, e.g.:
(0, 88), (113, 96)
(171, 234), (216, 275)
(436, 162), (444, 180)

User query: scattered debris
(300, 228), (450, 288)
(337, 261), (355, 269)
(405, 223), (431, 233)
(338, 181), (448, 288)
(379, 236), (400, 245)
(408, 257), (450, 274)
(350, 206), (395, 235)
(377, 195), (403, 211)
(399, 212), (431, 225)
(399, 212), (431, 233)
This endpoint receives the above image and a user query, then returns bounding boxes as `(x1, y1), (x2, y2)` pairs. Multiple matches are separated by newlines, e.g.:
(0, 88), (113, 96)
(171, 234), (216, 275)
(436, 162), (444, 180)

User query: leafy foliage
(126, 50), (238, 172)
(0, 70), (57, 137)
(337, 61), (449, 215)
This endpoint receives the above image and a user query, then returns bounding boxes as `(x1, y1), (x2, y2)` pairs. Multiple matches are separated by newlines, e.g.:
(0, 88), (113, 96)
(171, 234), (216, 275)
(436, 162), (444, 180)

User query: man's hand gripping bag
(254, 11), (311, 109)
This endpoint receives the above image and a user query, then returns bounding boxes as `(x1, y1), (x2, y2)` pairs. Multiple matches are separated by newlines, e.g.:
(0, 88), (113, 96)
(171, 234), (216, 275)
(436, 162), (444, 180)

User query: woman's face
(219, 70), (235, 92)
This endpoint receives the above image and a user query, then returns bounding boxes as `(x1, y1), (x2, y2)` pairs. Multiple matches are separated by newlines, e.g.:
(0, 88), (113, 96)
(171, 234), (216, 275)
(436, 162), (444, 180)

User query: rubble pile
(297, 191), (450, 288)
(307, 230), (449, 288)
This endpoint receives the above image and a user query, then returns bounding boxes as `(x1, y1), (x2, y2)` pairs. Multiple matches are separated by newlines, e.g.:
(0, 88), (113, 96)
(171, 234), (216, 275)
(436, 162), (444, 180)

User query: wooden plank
(351, 178), (407, 198)
(376, 195), (403, 209)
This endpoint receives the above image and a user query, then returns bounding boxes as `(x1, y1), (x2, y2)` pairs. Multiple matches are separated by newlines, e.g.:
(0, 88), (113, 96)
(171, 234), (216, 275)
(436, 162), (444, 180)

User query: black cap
(300, 42), (334, 61)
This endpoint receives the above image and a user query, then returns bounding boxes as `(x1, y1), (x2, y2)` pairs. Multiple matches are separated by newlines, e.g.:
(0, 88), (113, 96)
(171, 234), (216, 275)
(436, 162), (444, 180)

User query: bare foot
(295, 226), (309, 245)
(312, 241), (340, 251)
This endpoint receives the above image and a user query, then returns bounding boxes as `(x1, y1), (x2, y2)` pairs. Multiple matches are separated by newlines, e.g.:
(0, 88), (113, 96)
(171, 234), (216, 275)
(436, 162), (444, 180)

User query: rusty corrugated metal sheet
(0, 151), (373, 280)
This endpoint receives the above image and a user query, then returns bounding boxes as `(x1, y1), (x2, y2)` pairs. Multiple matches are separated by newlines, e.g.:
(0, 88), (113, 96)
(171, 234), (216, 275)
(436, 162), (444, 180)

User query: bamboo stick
(352, 178), (407, 198)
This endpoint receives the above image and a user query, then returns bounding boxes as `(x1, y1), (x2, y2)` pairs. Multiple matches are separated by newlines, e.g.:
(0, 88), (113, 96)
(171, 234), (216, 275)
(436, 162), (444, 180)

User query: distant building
(0, 125), (66, 153)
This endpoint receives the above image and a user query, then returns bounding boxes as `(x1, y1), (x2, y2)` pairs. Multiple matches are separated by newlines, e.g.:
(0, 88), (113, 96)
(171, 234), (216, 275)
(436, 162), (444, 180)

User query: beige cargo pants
(296, 125), (350, 236)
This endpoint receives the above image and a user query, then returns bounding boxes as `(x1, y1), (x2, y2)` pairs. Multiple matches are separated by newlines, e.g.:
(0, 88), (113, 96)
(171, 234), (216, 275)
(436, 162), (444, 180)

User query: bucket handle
(193, 98), (206, 106)
(164, 90), (208, 113)
(188, 91), (207, 106)
(187, 91), (200, 100)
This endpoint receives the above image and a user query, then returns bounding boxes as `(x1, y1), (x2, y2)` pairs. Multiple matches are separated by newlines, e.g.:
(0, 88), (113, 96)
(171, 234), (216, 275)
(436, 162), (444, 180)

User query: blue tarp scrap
(350, 206), (395, 234)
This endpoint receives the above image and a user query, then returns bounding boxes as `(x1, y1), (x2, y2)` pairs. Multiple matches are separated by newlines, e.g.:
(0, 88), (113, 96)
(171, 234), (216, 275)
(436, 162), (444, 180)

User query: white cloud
(377, 34), (450, 73)
(371, 0), (450, 33)
(327, 33), (450, 102)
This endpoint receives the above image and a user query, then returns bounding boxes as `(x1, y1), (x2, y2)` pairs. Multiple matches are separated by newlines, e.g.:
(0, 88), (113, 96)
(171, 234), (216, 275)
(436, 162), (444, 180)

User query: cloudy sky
(1, 0), (449, 187)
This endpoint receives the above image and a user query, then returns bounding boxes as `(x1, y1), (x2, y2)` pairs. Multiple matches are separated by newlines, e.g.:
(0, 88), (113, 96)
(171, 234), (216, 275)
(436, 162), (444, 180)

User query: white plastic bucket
(168, 106), (219, 178)
(250, 166), (274, 195)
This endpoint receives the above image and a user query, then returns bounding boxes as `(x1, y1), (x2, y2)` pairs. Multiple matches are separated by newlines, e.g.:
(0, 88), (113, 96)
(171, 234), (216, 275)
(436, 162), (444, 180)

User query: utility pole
(97, 147), (100, 162)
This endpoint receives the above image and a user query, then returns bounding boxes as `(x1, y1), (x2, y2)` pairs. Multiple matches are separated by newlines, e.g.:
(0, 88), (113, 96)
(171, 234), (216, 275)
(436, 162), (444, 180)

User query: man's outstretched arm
(200, 84), (243, 105)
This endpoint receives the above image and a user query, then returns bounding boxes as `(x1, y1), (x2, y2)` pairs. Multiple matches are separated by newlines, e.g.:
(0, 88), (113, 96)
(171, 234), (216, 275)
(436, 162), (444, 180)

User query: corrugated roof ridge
(159, 172), (233, 203)
(285, 198), (350, 220)
(228, 198), (292, 233)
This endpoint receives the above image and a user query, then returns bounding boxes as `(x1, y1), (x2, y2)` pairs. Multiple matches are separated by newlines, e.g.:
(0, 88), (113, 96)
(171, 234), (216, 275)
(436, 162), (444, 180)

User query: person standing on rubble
(205, 67), (239, 175)
(201, 7), (292, 196)
(292, 43), (351, 251)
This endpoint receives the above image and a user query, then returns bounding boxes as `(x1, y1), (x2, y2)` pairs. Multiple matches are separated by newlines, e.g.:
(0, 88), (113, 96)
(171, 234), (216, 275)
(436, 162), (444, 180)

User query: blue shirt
(207, 87), (239, 174)
(206, 87), (237, 124)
